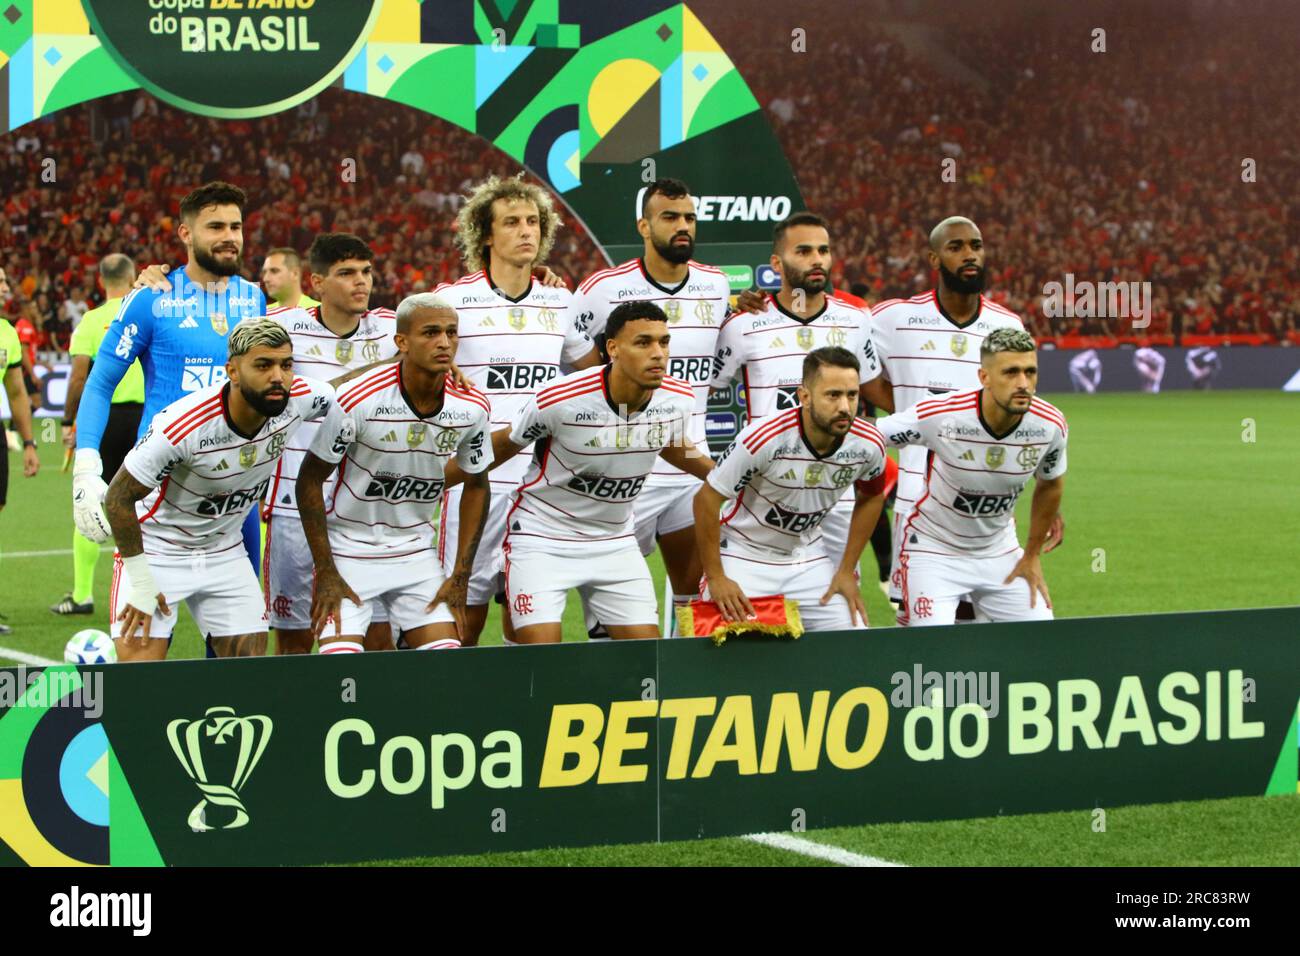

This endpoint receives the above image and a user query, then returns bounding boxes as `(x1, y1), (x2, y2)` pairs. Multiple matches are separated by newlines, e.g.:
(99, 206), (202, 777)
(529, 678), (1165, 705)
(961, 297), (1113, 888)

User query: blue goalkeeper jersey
(76, 269), (266, 449)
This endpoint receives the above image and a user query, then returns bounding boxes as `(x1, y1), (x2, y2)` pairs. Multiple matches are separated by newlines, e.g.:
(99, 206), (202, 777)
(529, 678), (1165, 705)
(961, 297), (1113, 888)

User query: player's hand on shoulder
(536, 266), (568, 290)
(735, 288), (766, 314)
(708, 574), (756, 624)
(448, 363), (472, 391)
(133, 264), (171, 292)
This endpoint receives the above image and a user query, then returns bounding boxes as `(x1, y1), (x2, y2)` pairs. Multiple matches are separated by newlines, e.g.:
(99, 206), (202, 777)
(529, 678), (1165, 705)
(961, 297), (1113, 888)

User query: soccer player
(296, 294), (492, 654)
(567, 178), (730, 635)
(874, 328), (1067, 627)
(263, 233), (398, 654)
(450, 300), (709, 644)
(1186, 346), (1221, 389)
(73, 182), (267, 590)
(868, 216), (1031, 608)
(261, 247), (320, 311)
(434, 174), (601, 645)
(101, 319), (338, 661)
(711, 212), (889, 574)
(695, 347), (890, 631)
(0, 304), (40, 636)
(53, 254), (145, 616)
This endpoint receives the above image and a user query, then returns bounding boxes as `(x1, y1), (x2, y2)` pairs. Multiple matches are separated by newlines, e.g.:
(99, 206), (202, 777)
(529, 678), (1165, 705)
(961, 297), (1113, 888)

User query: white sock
(415, 638), (461, 651)
(320, 640), (363, 654)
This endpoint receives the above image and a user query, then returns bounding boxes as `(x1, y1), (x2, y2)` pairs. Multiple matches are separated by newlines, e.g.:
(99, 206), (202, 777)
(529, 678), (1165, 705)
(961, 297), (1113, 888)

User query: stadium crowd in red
(0, 89), (607, 353)
(705, 0), (1299, 347)
(3, 0), (1297, 351)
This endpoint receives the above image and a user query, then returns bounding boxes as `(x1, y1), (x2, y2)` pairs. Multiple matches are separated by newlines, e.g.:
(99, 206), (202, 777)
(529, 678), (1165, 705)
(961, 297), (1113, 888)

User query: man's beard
(242, 382), (289, 417)
(787, 265), (828, 296)
(652, 231), (694, 265)
(809, 406), (852, 436)
(940, 261), (985, 295)
(194, 242), (242, 277)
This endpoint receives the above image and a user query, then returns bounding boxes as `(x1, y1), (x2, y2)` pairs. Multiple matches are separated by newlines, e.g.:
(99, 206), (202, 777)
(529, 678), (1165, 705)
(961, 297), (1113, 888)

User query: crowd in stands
(0, 89), (608, 354)
(701, 0), (1300, 346)
(3, 0), (1297, 352)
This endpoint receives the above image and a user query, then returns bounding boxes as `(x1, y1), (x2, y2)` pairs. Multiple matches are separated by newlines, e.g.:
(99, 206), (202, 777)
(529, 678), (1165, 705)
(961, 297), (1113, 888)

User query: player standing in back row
(567, 178), (730, 635)
(874, 328), (1067, 626)
(711, 212), (890, 572)
(434, 175), (602, 646)
(264, 233), (399, 653)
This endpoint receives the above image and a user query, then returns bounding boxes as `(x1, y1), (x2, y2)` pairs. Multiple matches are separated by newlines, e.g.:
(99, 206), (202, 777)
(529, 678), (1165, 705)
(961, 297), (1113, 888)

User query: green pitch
(2, 390), (1297, 866)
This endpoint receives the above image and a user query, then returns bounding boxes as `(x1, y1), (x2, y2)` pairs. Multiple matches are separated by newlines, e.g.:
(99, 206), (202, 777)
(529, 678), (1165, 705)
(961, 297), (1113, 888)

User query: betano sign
(0, 608), (1295, 865)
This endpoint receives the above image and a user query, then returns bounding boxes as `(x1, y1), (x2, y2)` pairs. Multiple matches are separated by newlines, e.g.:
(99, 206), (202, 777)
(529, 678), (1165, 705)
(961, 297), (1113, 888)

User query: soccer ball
(64, 629), (117, 665)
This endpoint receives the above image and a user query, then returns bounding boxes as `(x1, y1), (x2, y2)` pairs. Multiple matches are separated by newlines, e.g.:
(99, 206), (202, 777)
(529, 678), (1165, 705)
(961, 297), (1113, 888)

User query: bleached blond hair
(454, 173), (562, 273)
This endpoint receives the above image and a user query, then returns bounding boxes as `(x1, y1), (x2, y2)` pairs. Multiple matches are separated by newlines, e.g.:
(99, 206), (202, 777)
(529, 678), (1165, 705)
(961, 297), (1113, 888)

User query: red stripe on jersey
(168, 408), (224, 444)
(446, 380), (490, 413)
(742, 408), (798, 451)
(339, 368), (400, 411)
(869, 297), (906, 315)
(915, 388), (980, 414)
(744, 411), (801, 453)
(503, 437), (552, 540)
(164, 395), (222, 441)
(916, 396), (978, 420)
(687, 259), (726, 276)
(659, 380), (694, 399)
(266, 305), (291, 316)
(289, 382), (311, 396)
(138, 477), (171, 524)
(536, 370), (605, 407)
(1028, 404), (1066, 432)
(849, 420), (887, 450)
(537, 383), (603, 410)
(578, 259), (639, 295)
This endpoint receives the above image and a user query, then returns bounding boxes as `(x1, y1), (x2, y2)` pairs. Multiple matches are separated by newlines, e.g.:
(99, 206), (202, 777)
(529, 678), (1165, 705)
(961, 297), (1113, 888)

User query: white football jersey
(435, 271), (594, 489)
(264, 305), (399, 516)
(710, 293), (882, 422)
(870, 290), (1025, 513)
(570, 258), (730, 482)
(123, 377), (339, 559)
(308, 363), (493, 561)
(505, 365), (695, 552)
(707, 407), (887, 560)
(875, 389), (1068, 558)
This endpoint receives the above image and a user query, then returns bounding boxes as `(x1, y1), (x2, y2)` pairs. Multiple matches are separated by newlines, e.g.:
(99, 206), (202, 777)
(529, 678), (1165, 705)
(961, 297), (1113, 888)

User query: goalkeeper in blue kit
(72, 182), (268, 594)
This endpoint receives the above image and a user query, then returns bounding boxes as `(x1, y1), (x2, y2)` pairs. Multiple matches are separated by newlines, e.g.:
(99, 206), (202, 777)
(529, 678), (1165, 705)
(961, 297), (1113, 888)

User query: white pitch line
(744, 832), (906, 867)
(0, 646), (61, 666)
(0, 547), (113, 559)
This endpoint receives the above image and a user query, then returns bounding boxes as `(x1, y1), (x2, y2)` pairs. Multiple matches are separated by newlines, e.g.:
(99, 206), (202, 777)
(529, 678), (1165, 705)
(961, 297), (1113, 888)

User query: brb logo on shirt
(486, 364), (557, 390)
(764, 504), (827, 534)
(364, 475), (445, 502)
(183, 357), (228, 392)
(668, 357), (711, 383)
(568, 474), (645, 501)
(198, 479), (270, 517)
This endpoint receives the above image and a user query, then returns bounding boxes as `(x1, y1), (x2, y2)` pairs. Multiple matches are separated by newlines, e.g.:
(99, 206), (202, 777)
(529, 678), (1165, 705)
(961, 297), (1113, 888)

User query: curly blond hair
(454, 173), (562, 273)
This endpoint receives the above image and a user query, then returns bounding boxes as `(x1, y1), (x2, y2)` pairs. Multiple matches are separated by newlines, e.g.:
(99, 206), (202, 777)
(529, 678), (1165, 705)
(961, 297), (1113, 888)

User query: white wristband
(121, 553), (160, 612)
(74, 448), (104, 477)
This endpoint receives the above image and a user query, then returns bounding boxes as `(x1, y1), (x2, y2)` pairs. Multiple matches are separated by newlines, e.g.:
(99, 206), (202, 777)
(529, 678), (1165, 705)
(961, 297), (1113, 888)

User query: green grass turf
(365, 793), (1300, 866)
(2, 390), (1296, 663)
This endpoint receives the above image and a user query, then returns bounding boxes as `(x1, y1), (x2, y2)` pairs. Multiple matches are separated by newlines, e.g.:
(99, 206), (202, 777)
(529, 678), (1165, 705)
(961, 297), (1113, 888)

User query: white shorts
(888, 464), (925, 602)
(440, 486), (511, 606)
(110, 549), (267, 640)
(333, 553), (454, 637)
(265, 512), (387, 629)
(504, 541), (657, 628)
(706, 544), (867, 633)
(897, 547), (1054, 627)
(632, 477), (698, 556)
(816, 495), (854, 566)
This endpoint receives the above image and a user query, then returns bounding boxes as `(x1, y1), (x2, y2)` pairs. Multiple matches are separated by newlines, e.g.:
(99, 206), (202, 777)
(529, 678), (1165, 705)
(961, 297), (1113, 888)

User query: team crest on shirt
(950, 334), (969, 357)
(335, 340), (354, 363)
(804, 464), (825, 486)
(796, 328), (815, 351)
(695, 301), (716, 325)
(1016, 445), (1040, 469)
(508, 308), (527, 331)
(985, 446), (1005, 469)
(434, 427), (460, 453)
(832, 465), (855, 488)
(645, 423), (668, 448)
(537, 309), (559, 332)
(826, 327), (848, 348)
(361, 340), (381, 363)
(664, 301), (683, 324)
(267, 433), (286, 458)
(240, 445), (257, 467)
(210, 314), (228, 335)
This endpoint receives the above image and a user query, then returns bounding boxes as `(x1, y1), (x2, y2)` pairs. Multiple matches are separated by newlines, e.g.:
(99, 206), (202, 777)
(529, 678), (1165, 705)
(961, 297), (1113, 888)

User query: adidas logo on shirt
(780, 468), (797, 480)
(585, 436), (601, 447)
(381, 430), (398, 442)
(921, 340), (937, 351)
(769, 337), (785, 348)
(213, 458), (230, 471)
(960, 450), (975, 461)
(308, 345), (323, 357)
(479, 317), (495, 327)
(179, 316), (199, 329)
